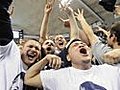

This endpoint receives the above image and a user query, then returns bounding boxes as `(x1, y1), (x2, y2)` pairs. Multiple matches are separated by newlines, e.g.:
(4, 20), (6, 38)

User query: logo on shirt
(79, 81), (106, 90)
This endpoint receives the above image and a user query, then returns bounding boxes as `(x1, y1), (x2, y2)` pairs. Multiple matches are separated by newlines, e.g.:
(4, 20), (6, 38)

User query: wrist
(44, 13), (50, 16)
(42, 57), (49, 64)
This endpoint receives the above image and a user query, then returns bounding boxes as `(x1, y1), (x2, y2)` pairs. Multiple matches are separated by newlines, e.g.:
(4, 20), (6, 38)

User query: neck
(72, 62), (92, 70)
(113, 43), (120, 49)
(22, 61), (28, 71)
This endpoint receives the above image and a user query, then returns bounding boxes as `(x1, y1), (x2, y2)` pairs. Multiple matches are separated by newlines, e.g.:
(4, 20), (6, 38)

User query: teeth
(28, 57), (33, 60)
(27, 54), (35, 60)
(59, 42), (64, 45)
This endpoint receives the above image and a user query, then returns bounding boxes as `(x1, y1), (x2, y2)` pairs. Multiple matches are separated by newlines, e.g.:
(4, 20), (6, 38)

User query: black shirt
(0, 0), (13, 45)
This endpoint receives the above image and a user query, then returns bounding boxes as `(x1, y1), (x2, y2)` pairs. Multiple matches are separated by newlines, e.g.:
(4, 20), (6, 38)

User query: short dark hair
(110, 21), (120, 45)
(99, 0), (116, 12)
(23, 38), (41, 47)
(66, 38), (81, 52)
(58, 38), (81, 67)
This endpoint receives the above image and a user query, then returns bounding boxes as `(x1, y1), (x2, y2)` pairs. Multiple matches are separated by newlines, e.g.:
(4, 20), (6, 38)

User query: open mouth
(59, 42), (64, 46)
(79, 48), (87, 54)
(27, 52), (36, 60)
(46, 47), (52, 51)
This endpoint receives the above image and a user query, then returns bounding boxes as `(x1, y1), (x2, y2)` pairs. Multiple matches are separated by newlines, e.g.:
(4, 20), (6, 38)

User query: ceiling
(11, 0), (120, 37)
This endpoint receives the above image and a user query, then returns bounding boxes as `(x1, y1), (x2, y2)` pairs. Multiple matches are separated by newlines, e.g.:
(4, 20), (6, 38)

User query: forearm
(39, 13), (49, 43)
(79, 29), (90, 46)
(24, 58), (48, 87)
(25, 58), (48, 80)
(103, 49), (120, 64)
(0, 14), (13, 46)
(25, 54), (61, 87)
(68, 12), (79, 39)
(79, 17), (97, 44)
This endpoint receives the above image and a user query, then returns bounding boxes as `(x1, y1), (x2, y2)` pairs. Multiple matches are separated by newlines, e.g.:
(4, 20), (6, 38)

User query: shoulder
(41, 67), (70, 76)
(95, 64), (119, 72)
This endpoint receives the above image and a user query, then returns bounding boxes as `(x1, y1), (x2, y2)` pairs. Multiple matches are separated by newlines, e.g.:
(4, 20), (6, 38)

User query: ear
(112, 34), (117, 42)
(66, 54), (71, 61)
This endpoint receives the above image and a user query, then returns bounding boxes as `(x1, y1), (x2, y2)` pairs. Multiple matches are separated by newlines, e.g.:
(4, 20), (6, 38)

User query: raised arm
(24, 54), (61, 88)
(39, 1), (53, 44)
(59, 8), (90, 45)
(75, 9), (98, 45)
(0, 1), (13, 46)
(8, 6), (14, 16)
(66, 7), (80, 39)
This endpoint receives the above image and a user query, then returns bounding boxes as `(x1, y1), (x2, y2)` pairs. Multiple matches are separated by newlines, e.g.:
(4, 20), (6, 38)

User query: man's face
(107, 31), (115, 48)
(21, 40), (41, 66)
(114, 5), (120, 16)
(54, 35), (66, 50)
(42, 40), (55, 54)
(67, 41), (92, 66)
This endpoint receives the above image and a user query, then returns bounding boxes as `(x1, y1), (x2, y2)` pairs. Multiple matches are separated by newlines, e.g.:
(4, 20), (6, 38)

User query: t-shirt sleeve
(91, 39), (112, 64)
(40, 69), (56, 90)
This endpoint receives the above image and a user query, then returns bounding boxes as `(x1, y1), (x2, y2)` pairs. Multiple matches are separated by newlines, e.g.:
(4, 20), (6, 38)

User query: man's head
(21, 39), (41, 67)
(54, 35), (67, 50)
(42, 39), (56, 55)
(107, 21), (120, 48)
(99, 0), (116, 12)
(66, 38), (92, 69)
(114, 3), (120, 16)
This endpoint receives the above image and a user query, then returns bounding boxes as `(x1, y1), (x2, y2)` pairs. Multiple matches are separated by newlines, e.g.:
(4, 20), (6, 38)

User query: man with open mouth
(21, 39), (41, 70)
(54, 35), (67, 54)
(24, 6), (120, 90)
(24, 38), (120, 90)
(42, 39), (56, 56)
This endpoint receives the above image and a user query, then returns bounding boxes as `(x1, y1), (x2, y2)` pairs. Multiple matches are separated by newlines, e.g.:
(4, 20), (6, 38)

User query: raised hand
(59, 1), (73, 16)
(58, 17), (70, 28)
(44, 2), (52, 15)
(46, 0), (55, 6)
(74, 9), (84, 22)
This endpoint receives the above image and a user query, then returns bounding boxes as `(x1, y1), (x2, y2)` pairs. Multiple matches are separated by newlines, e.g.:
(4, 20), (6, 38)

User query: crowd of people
(0, 0), (120, 90)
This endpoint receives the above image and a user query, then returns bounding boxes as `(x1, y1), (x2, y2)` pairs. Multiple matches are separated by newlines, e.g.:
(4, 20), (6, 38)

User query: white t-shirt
(40, 64), (120, 90)
(0, 40), (22, 90)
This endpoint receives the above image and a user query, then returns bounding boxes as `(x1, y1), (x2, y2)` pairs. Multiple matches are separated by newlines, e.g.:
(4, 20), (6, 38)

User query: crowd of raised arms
(0, 0), (120, 90)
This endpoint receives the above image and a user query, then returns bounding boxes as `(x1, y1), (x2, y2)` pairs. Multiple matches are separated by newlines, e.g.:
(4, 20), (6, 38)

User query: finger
(74, 11), (78, 16)
(48, 58), (52, 67)
(59, 2), (64, 9)
(112, 57), (119, 63)
(66, 0), (70, 4)
(54, 59), (59, 69)
(51, 58), (57, 68)
(51, 0), (55, 6)
(58, 58), (62, 69)
(77, 8), (80, 14)
(58, 17), (64, 22)
(55, 58), (61, 69)
(81, 9), (84, 15)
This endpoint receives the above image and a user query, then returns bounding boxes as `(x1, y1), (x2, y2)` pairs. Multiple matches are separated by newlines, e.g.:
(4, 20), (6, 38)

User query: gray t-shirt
(91, 39), (112, 64)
